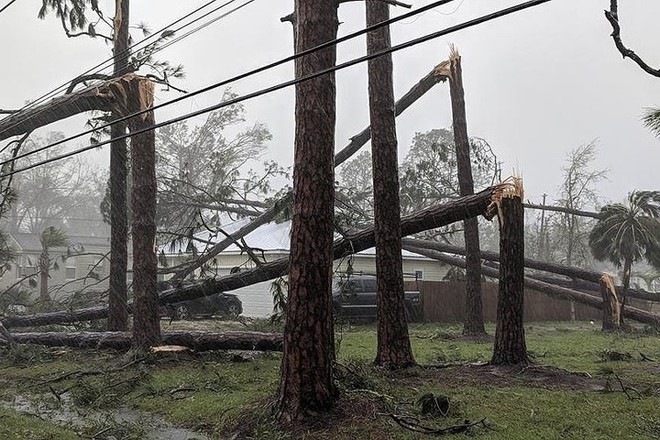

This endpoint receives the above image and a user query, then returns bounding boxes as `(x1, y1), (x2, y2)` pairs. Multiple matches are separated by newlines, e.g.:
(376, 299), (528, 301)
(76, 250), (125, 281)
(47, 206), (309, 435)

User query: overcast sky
(1, 0), (659, 209)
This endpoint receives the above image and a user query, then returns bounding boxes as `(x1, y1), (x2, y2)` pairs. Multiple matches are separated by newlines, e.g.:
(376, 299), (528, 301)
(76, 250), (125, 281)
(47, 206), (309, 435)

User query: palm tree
(589, 191), (660, 316)
(39, 226), (68, 301)
(642, 108), (660, 138)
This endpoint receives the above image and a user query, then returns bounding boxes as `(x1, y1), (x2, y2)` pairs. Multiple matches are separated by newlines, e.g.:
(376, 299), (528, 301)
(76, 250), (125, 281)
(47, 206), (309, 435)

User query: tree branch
(66, 74), (113, 94)
(605, 0), (660, 77)
(523, 202), (602, 219)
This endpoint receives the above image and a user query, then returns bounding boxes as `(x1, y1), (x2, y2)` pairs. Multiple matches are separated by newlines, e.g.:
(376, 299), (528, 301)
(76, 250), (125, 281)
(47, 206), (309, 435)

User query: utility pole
(538, 193), (547, 260)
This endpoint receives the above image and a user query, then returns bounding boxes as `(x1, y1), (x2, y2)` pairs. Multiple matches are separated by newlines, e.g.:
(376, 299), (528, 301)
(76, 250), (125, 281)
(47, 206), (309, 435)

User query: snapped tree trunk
(600, 273), (621, 331)
(447, 48), (485, 336)
(127, 76), (160, 350)
(276, 0), (339, 424)
(367, 0), (415, 369)
(491, 183), (528, 365)
(108, 0), (131, 332)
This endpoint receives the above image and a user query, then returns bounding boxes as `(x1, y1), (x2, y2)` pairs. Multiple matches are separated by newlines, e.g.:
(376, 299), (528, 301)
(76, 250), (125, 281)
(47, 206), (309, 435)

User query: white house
(0, 232), (116, 300)
(159, 219), (449, 317)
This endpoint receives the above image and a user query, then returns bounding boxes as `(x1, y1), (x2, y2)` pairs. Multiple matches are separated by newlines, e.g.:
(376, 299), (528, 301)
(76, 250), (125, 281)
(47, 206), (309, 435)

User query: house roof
(162, 218), (429, 259)
(10, 233), (111, 252)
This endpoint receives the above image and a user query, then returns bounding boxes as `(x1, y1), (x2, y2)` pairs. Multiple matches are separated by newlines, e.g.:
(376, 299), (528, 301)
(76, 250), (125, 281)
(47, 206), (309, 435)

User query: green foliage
(589, 190), (660, 270)
(642, 107), (660, 138)
(155, 89), (284, 243)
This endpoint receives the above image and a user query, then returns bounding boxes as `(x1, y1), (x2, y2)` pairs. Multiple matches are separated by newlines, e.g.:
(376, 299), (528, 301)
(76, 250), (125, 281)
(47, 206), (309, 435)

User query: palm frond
(642, 107), (660, 138)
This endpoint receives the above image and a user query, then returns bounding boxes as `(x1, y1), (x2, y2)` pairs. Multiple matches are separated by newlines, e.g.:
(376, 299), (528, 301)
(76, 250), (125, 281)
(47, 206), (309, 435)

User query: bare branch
(66, 74), (113, 94)
(605, 0), (660, 77)
(523, 203), (602, 219)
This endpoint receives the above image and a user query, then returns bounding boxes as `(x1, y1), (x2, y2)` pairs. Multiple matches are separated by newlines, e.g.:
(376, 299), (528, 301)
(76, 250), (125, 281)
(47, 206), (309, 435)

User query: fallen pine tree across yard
(403, 245), (660, 327)
(402, 238), (660, 302)
(0, 330), (283, 351)
(2, 187), (497, 329)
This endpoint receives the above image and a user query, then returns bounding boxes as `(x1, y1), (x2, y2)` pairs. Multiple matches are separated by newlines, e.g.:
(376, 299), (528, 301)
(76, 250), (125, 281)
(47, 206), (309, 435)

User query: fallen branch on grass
(387, 414), (490, 435)
(2, 330), (283, 352)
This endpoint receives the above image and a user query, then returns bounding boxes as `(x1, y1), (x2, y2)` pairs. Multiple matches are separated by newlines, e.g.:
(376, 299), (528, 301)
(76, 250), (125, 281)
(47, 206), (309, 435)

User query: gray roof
(10, 233), (110, 252)
(161, 219), (429, 260)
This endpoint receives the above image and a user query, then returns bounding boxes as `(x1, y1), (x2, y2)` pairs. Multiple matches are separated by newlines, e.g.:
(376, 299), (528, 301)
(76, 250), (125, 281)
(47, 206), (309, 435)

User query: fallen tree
(167, 63), (449, 281)
(1, 330), (283, 351)
(0, 81), (116, 141)
(403, 245), (660, 327)
(401, 238), (660, 302)
(3, 186), (497, 328)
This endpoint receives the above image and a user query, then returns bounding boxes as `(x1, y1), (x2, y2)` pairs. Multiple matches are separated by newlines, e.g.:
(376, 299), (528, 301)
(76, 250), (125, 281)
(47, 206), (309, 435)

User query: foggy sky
(1, 0), (659, 209)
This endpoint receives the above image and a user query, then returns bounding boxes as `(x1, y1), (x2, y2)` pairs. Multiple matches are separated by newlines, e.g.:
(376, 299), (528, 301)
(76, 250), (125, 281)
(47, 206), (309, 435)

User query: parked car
(332, 275), (422, 322)
(165, 292), (243, 321)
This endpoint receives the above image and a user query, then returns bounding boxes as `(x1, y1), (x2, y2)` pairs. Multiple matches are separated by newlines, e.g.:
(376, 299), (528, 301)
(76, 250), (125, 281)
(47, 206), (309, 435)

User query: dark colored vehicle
(166, 292), (243, 320)
(332, 275), (422, 321)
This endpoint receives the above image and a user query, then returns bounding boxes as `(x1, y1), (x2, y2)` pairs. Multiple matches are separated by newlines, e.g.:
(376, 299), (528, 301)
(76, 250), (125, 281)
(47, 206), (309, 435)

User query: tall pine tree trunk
(276, 0), (339, 423)
(447, 48), (485, 336)
(108, 0), (130, 331)
(128, 77), (160, 350)
(367, 0), (415, 369)
(491, 180), (528, 365)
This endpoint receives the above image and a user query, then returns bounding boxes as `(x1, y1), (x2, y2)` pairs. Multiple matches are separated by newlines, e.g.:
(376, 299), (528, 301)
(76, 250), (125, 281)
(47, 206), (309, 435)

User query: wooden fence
(405, 281), (654, 323)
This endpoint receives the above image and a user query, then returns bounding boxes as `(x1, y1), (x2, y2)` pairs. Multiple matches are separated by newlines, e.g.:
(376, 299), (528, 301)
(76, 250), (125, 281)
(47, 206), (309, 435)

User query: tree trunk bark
(3, 330), (283, 351)
(600, 273), (621, 331)
(0, 89), (114, 141)
(107, 0), (131, 332)
(366, 0), (415, 369)
(127, 77), (160, 350)
(620, 258), (632, 325)
(491, 190), (528, 365)
(447, 48), (485, 336)
(276, 0), (339, 424)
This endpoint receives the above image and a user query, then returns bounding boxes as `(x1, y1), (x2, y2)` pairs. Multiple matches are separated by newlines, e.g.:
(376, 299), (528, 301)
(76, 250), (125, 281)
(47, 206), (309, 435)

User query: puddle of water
(3, 394), (210, 440)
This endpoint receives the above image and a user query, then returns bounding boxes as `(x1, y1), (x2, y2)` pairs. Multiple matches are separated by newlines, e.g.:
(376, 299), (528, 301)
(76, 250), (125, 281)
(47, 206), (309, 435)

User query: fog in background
(1, 0), (659, 208)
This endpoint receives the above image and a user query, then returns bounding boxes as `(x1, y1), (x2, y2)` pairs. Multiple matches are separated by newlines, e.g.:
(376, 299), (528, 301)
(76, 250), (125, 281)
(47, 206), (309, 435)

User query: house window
(18, 256), (37, 278)
(66, 258), (76, 280)
(18, 265), (37, 278)
(414, 269), (424, 280)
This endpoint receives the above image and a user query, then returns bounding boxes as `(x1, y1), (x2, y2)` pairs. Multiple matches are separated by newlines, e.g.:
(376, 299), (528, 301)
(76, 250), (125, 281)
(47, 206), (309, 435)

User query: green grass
(1, 321), (659, 439)
(0, 406), (80, 440)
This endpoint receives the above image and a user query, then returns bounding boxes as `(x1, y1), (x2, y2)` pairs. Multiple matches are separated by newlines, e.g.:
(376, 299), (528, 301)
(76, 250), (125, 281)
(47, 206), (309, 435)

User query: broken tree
(490, 179), (528, 365)
(445, 47), (485, 336)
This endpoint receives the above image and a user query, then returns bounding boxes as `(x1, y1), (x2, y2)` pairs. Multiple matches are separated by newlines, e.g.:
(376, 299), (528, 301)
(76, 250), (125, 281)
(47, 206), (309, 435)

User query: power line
(0, 0), (18, 15)
(0, 0), (554, 180)
(1, 0), (460, 166)
(0, 0), (247, 139)
(0, 0), (232, 121)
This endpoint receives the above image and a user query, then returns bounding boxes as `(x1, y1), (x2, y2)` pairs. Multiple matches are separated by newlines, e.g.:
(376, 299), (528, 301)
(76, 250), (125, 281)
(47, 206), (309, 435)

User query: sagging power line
(0, 0), (461, 165)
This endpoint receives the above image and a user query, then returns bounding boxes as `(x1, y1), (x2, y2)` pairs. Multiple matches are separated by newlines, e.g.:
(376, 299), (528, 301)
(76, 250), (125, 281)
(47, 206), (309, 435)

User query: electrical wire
(0, 0), (554, 180)
(0, 0), (461, 165)
(0, 0), (18, 15)
(0, 0), (245, 137)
